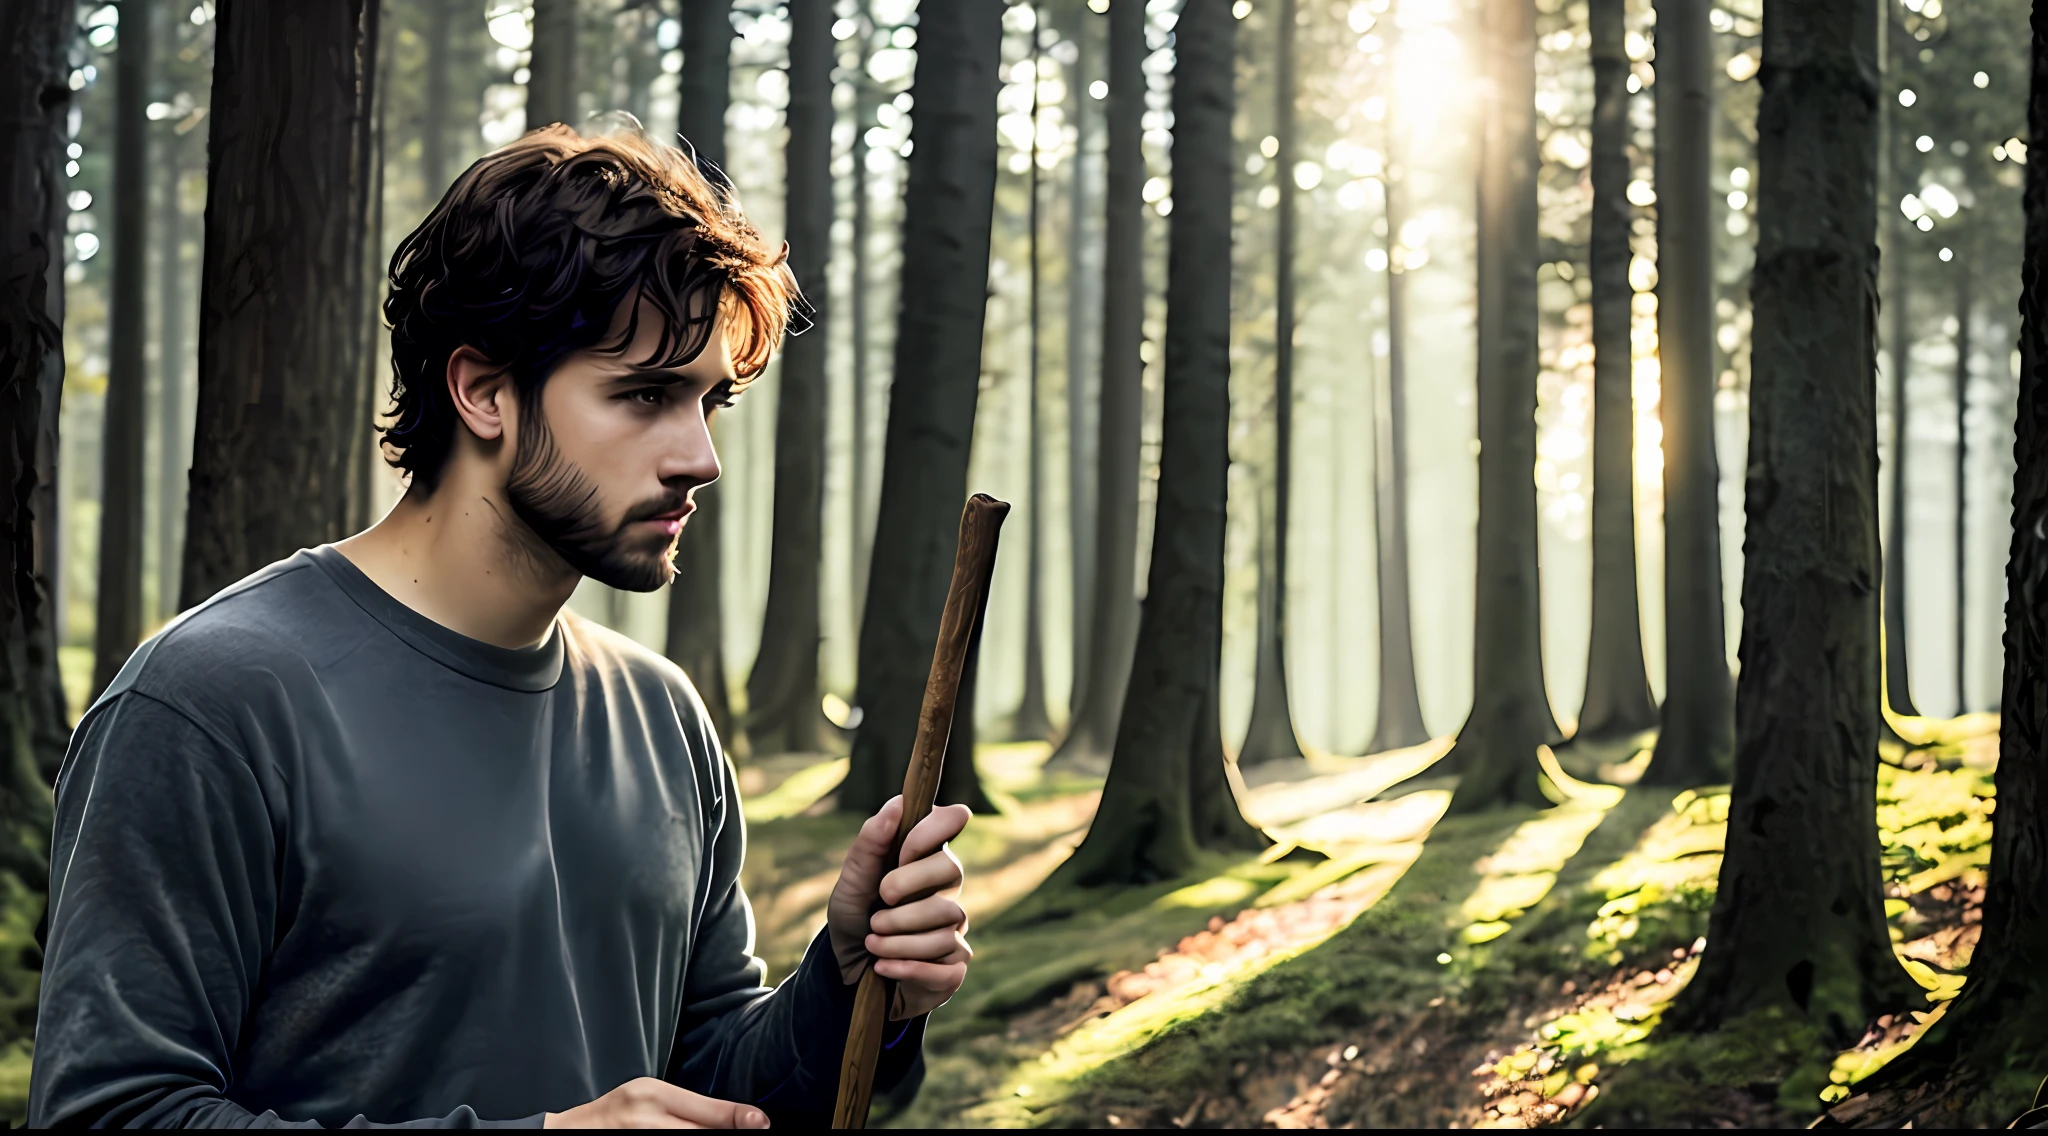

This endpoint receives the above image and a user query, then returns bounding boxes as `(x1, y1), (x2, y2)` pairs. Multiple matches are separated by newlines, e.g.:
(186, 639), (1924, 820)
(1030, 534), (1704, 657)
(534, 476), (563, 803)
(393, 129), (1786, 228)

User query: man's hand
(826, 795), (973, 1020)
(542, 1078), (769, 1128)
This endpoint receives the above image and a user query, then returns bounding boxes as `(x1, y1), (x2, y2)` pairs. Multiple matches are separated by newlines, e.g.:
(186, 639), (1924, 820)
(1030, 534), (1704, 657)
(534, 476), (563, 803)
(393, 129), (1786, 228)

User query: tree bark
(348, 0), (385, 537)
(1048, 0), (1265, 886)
(1823, 14), (2048, 1113)
(841, 0), (1005, 813)
(1046, 0), (1143, 772)
(1367, 34), (1428, 757)
(623, 2), (660, 127)
(937, 599), (994, 811)
(1576, 0), (1658, 741)
(1953, 259), (1970, 715)
(1445, 0), (1556, 813)
(851, 7), (875, 616)
(181, 0), (378, 608)
(1012, 9), (1054, 744)
(1064, 0), (1100, 721)
(1368, 173), (1429, 754)
(1642, 0), (1733, 786)
(2, 0), (76, 1028)
(92, 0), (156, 696)
(745, 0), (831, 756)
(1669, 0), (1915, 1042)
(1239, 0), (1307, 770)
(527, 0), (579, 131)
(157, 152), (190, 621)
(422, 0), (452, 195)
(667, 0), (734, 748)
(1883, 72), (1920, 718)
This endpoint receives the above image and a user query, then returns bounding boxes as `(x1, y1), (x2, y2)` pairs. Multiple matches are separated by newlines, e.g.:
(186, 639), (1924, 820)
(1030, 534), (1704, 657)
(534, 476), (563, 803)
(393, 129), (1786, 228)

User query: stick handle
(831, 494), (1010, 1129)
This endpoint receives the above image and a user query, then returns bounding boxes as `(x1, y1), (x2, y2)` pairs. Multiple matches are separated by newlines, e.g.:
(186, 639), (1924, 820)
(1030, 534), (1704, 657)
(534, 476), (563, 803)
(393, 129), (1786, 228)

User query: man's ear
(447, 346), (510, 443)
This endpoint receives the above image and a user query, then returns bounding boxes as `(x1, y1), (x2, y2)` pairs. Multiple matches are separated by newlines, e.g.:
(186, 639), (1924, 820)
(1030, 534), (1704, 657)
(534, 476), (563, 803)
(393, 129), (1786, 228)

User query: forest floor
(733, 716), (2000, 1129)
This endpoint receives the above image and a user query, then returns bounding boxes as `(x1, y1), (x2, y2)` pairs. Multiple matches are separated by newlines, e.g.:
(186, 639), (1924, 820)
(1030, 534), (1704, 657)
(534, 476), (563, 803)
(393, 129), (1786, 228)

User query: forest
(3, 0), (2048, 1127)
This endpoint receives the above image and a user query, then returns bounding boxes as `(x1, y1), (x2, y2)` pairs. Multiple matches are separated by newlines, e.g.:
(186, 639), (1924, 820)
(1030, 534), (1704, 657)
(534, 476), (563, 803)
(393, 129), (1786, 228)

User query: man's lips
(642, 501), (696, 535)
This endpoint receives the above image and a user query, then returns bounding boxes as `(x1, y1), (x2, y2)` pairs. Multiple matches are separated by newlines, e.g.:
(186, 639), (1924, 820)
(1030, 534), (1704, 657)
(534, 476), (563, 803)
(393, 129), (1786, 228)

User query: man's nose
(664, 414), (721, 489)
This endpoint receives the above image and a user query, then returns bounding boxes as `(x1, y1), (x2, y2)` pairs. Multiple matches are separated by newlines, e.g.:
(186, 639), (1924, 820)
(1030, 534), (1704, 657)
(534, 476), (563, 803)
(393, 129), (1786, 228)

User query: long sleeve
(27, 693), (542, 1130)
(662, 755), (926, 1126)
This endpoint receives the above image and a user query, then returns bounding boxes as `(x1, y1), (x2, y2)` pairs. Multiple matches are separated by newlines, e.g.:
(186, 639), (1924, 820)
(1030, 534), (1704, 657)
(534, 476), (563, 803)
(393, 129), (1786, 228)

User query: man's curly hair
(380, 122), (796, 493)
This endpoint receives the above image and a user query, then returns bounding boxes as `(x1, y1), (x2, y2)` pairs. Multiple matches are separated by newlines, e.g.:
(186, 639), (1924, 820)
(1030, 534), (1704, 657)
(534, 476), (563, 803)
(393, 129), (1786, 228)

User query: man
(28, 125), (972, 1128)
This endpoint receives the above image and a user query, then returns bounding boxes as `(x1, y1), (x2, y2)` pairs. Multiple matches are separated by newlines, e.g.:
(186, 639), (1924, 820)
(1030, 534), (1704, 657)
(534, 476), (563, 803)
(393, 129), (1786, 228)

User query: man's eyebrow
(614, 367), (735, 389)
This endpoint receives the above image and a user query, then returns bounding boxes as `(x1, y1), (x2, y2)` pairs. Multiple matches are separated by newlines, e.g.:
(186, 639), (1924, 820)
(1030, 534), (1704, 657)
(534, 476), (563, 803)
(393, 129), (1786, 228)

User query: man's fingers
(869, 894), (966, 936)
(879, 847), (963, 906)
(873, 957), (968, 991)
(897, 803), (972, 866)
(617, 1079), (770, 1129)
(852, 796), (904, 861)
(865, 926), (972, 962)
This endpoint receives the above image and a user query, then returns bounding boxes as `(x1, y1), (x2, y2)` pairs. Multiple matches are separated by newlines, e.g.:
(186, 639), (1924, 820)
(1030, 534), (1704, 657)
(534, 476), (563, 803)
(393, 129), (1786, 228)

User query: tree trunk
(1065, 0), (1100, 721)
(1883, 93), (1920, 717)
(157, 156), (189, 621)
(527, 0), (579, 131)
(937, 600), (994, 811)
(1953, 261), (1970, 715)
(1239, 0), (1307, 770)
(1642, 0), (1732, 786)
(1367, 38), (1428, 757)
(1046, 0), (1143, 772)
(1576, 0), (1658, 741)
(1368, 180), (1429, 754)
(181, 0), (378, 609)
(1046, 0), (1265, 886)
(623, 2), (660, 127)
(1445, 0), (1555, 813)
(93, 0), (156, 696)
(1823, 15), (2048, 1113)
(352, 11), (386, 535)
(840, 0), (1005, 814)
(2, 0), (76, 1020)
(422, 0), (452, 195)
(667, 0), (734, 748)
(1669, 0), (1914, 1041)
(745, 0), (831, 756)
(1012, 10), (1054, 743)
(851, 14), (874, 617)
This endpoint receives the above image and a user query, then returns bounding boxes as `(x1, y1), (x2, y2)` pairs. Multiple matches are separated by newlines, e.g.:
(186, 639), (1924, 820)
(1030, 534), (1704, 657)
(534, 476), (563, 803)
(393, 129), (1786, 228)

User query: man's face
(501, 296), (733, 592)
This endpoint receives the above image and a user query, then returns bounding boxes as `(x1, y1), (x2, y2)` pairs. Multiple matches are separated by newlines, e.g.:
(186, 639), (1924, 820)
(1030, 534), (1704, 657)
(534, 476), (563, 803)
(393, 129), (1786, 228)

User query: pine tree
(1642, 0), (1733, 786)
(1042, 0), (1266, 886)
(1, 0), (80, 1042)
(746, 0), (833, 755)
(666, 0), (736, 747)
(1575, 0), (1658, 741)
(1048, 0), (1144, 773)
(181, 0), (381, 607)
(91, 0), (156, 694)
(1668, 0), (1914, 1041)
(1444, 0), (1557, 813)
(1239, 0), (1309, 771)
(841, 0), (1007, 813)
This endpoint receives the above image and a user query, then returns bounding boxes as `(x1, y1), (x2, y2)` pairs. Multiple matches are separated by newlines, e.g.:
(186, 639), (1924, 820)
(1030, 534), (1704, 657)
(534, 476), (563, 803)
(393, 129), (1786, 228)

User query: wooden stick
(832, 493), (1010, 1129)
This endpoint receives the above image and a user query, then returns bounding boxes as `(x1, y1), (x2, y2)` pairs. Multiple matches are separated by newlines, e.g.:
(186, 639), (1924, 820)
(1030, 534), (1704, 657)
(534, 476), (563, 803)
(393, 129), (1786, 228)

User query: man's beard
(503, 411), (685, 593)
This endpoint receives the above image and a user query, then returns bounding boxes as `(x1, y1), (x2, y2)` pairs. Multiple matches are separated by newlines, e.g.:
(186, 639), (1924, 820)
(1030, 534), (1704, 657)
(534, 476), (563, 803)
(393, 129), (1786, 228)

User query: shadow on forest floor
(731, 717), (1998, 1129)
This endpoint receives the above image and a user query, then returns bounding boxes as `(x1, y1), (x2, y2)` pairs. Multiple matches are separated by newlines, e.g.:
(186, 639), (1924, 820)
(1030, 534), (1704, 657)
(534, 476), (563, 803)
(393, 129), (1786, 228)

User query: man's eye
(626, 388), (669, 408)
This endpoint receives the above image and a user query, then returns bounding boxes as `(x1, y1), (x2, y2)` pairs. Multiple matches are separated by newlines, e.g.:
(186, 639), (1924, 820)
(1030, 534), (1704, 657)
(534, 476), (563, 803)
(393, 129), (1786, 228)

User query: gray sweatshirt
(27, 546), (921, 1128)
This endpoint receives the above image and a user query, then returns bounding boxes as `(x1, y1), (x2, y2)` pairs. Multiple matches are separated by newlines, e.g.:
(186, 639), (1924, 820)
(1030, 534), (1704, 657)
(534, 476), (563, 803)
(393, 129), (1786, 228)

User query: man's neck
(336, 472), (578, 650)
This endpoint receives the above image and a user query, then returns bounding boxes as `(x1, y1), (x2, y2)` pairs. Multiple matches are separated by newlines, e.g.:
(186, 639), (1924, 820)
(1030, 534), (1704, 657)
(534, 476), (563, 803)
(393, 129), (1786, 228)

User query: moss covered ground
(0, 716), (1998, 1128)
(725, 719), (1997, 1129)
